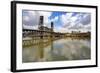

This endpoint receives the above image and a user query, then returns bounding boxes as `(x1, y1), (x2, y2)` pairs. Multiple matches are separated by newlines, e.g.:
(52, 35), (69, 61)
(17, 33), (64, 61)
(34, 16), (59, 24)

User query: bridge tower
(51, 22), (54, 39)
(38, 16), (44, 39)
(38, 16), (44, 30)
(51, 22), (54, 50)
(51, 22), (54, 32)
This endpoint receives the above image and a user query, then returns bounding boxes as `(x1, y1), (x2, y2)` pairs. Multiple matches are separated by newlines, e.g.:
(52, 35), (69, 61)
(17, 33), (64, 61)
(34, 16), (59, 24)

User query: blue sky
(49, 12), (66, 19)
(22, 10), (91, 33)
(49, 12), (66, 28)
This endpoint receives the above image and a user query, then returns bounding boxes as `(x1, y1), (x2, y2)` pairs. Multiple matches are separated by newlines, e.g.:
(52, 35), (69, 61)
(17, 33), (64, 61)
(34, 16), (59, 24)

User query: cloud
(80, 14), (91, 25)
(23, 16), (30, 21)
(50, 16), (59, 22)
(38, 11), (52, 26)
(23, 24), (38, 30)
(54, 26), (75, 33)
(23, 10), (40, 27)
(22, 10), (91, 33)
(23, 10), (52, 29)
(61, 13), (76, 28)
(60, 12), (91, 32)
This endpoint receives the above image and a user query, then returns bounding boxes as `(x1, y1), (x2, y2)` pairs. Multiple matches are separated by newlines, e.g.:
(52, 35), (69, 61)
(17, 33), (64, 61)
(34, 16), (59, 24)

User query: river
(22, 38), (91, 63)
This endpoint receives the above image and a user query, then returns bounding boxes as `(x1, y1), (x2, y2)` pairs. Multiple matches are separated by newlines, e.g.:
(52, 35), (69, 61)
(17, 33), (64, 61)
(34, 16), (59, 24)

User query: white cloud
(54, 26), (72, 33)
(39, 11), (51, 17)
(65, 13), (73, 18)
(23, 10), (91, 33)
(28, 11), (37, 16)
(60, 12), (91, 32)
(61, 13), (77, 28)
(50, 16), (58, 22)
(23, 24), (38, 30)
(61, 14), (70, 27)
(71, 16), (78, 22)
(23, 16), (30, 21)
(23, 10), (40, 26)
(38, 11), (52, 27)
(23, 11), (52, 29)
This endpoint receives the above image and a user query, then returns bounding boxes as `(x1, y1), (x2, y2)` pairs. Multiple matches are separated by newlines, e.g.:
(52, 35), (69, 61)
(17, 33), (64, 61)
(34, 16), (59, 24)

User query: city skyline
(22, 10), (91, 33)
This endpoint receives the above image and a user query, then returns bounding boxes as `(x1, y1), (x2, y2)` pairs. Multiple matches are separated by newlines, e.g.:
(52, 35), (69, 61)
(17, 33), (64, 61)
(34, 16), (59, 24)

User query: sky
(22, 10), (91, 33)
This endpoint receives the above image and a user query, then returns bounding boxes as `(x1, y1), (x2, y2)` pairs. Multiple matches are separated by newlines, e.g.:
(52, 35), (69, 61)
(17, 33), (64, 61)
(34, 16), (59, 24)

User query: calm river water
(22, 38), (91, 63)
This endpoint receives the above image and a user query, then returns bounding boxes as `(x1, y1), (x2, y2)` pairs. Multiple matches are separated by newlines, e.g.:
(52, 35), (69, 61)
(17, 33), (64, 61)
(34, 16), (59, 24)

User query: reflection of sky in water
(22, 38), (91, 63)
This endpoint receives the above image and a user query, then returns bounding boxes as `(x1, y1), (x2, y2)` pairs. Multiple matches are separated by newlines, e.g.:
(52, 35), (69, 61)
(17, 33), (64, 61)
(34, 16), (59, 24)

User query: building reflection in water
(22, 37), (91, 63)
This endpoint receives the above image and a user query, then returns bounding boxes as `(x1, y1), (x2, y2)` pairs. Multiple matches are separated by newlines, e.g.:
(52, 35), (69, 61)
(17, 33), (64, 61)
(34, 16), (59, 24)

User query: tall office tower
(38, 16), (44, 30)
